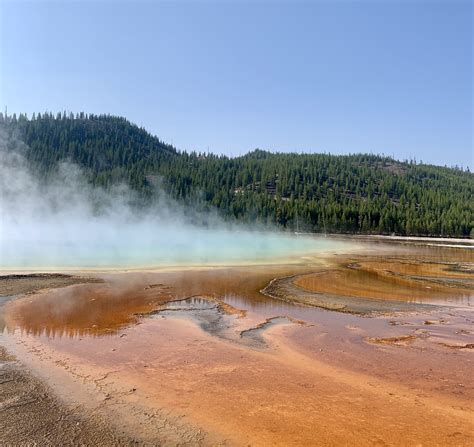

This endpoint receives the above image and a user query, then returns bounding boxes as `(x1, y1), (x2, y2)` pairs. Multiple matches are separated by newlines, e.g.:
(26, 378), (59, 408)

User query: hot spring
(1, 226), (348, 269)
(0, 148), (350, 269)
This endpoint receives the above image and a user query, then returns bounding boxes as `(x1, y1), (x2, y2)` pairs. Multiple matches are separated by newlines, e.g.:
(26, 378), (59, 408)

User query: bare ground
(0, 274), (136, 446)
(0, 346), (141, 446)
(0, 273), (102, 297)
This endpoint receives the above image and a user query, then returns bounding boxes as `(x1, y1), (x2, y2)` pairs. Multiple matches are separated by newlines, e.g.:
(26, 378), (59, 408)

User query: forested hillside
(1, 112), (473, 237)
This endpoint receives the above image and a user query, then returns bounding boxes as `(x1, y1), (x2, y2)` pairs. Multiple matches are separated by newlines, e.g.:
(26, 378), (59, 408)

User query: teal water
(1, 228), (347, 269)
(0, 150), (350, 270)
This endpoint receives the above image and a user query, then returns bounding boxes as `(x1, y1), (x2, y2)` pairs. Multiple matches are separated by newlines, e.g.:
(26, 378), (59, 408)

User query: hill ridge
(1, 112), (472, 237)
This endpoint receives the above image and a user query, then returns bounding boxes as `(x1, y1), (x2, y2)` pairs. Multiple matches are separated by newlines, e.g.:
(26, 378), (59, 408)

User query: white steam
(0, 135), (343, 269)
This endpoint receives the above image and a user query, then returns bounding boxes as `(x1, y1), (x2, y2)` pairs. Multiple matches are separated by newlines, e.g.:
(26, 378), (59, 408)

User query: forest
(1, 112), (473, 237)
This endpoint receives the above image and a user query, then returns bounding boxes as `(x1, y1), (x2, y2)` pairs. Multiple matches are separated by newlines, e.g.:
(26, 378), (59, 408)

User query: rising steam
(0, 130), (343, 269)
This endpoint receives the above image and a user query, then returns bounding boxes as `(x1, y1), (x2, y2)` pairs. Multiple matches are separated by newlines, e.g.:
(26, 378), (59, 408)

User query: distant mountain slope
(1, 112), (472, 237)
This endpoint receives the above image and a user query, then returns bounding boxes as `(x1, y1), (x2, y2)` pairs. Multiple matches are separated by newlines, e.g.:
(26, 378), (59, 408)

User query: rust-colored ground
(3, 265), (313, 338)
(1, 241), (473, 446)
(294, 251), (473, 303)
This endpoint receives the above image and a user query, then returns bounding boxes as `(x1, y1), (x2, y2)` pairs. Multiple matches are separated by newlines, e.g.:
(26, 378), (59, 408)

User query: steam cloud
(0, 130), (340, 269)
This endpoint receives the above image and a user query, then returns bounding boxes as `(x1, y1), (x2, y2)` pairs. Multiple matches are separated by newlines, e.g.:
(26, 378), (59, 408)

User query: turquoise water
(1, 228), (347, 269)
(0, 150), (349, 270)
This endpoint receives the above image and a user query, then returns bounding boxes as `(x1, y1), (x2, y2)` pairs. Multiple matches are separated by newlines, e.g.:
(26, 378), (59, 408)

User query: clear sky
(0, 0), (472, 167)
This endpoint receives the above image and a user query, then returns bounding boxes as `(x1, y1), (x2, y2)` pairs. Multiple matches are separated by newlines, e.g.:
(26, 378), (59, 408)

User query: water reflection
(2, 245), (473, 339)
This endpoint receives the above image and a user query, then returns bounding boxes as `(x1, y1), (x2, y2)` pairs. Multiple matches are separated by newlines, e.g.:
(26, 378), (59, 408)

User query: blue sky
(0, 0), (472, 167)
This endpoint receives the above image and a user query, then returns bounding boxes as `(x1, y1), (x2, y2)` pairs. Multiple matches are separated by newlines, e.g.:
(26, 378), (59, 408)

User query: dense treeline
(1, 112), (473, 237)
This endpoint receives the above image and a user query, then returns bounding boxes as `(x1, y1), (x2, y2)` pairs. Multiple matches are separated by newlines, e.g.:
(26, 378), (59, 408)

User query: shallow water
(3, 248), (473, 340)
(1, 242), (474, 446)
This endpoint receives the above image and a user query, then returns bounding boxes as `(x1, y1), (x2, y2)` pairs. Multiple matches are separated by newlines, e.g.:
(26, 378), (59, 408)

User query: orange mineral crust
(2, 243), (473, 446)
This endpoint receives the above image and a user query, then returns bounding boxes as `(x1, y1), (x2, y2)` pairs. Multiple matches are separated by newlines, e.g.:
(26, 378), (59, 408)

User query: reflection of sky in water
(1, 229), (348, 268)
